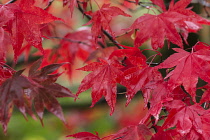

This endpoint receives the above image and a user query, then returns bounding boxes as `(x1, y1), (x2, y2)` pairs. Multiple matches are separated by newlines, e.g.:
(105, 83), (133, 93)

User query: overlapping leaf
(0, 70), (34, 133)
(4, 0), (60, 61)
(84, 3), (131, 43)
(157, 43), (210, 101)
(162, 100), (205, 137)
(128, 0), (210, 49)
(28, 59), (76, 123)
(76, 59), (123, 115)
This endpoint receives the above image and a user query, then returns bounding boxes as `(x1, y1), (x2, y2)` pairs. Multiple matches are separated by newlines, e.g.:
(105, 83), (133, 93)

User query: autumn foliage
(1, 0), (210, 139)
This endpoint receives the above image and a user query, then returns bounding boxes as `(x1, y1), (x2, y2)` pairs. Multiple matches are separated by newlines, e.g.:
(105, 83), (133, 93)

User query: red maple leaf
(109, 124), (153, 140)
(162, 100), (205, 137)
(28, 59), (76, 123)
(0, 70), (34, 133)
(76, 59), (123, 115)
(128, 0), (210, 49)
(84, 3), (131, 43)
(4, 0), (60, 61)
(157, 43), (210, 101)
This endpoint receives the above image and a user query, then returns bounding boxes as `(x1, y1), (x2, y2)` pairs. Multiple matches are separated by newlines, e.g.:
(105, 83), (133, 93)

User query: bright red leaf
(157, 45), (210, 101)
(162, 100), (205, 136)
(0, 70), (34, 133)
(76, 59), (123, 115)
(84, 3), (131, 43)
(4, 0), (60, 61)
(28, 59), (76, 123)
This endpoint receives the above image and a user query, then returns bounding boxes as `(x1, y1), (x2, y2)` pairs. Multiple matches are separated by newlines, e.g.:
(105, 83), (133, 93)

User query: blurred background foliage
(0, 0), (210, 139)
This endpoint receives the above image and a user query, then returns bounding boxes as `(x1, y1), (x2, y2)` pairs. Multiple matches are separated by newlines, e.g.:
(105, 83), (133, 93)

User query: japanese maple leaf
(162, 100), (205, 137)
(157, 44), (210, 101)
(28, 59), (76, 123)
(128, 12), (186, 49)
(67, 132), (101, 140)
(76, 59), (123, 115)
(4, 0), (60, 61)
(84, 3), (131, 43)
(128, 0), (210, 49)
(109, 124), (153, 140)
(0, 70), (34, 133)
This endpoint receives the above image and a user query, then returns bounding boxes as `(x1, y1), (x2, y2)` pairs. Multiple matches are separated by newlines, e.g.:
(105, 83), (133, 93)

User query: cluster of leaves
(1, 0), (210, 139)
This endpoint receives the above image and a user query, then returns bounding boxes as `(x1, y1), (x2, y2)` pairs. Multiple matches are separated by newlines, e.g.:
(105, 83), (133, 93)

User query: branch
(5, 0), (17, 4)
(77, 1), (124, 49)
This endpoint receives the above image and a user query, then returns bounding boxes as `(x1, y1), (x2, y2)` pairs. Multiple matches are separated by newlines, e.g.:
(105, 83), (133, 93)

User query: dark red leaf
(28, 59), (76, 123)
(0, 70), (34, 133)
(5, 0), (60, 61)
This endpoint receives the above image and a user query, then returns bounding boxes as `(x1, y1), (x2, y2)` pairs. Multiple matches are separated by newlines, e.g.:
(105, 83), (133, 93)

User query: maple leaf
(162, 100), (205, 136)
(0, 70), (34, 133)
(67, 132), (101, 140)
(28, 59), (76, 123)
(128, 0), (210, 49)
(56, 27), (96, 78)
(76, 59), (123, 115)
(109, 124), (153, 140)
(84, 3), (131, 43)
(4, 0), (60, 61)
(157, 44), (210, 101)
(128, 12), (186, 49)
